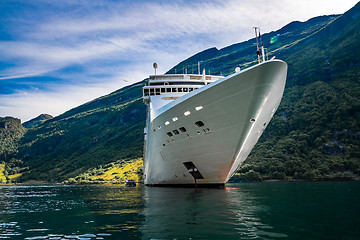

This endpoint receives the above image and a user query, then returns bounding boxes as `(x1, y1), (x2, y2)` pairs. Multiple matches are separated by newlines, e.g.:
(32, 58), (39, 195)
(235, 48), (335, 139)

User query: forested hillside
(17, 82), (146, 182)
(1, 2), (359, 183)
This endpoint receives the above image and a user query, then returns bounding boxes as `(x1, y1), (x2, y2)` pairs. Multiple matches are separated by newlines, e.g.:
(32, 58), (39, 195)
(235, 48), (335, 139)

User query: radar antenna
(153, 62), (158, 75)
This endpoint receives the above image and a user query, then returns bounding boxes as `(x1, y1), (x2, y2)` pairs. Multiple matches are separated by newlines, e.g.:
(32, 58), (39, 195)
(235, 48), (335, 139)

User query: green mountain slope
(0, 117), (26, 161)
(17, 82), (146, 182)
(3, 2), (360, 182)
(23, 114), (53, 129)
(0, 117), (26, 182)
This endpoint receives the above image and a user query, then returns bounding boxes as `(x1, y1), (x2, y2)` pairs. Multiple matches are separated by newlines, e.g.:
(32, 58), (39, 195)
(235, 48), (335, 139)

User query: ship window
(150, 88), (154, 95)
(195, 121), (204, 127)
(144, 89), (149, 96)
(189, 88), (194, 92)
(172, 88), (177, 92)
(183, 88), (188, 92)
(250, 118), (256, 123)
(165, 82), (169, 85)
(161, 88), (166, 93)
(184, 111), (190, 116)
(203, 128), (211, 134)
(172, 139), (175, 142)
(195, 105), (203, 111)
(178, 88), (183, 92)
(197, 130), (201, 135)
(166, 88), (171, 93)
(172, 117), (178, 122)
(165, 121), (170, 125)
(179, 127), (186, 132)
(167, 132), (173, 137)
(173, 130), (179, 135)
(156, 88), (161, 95)
(162, 144), (165, 146)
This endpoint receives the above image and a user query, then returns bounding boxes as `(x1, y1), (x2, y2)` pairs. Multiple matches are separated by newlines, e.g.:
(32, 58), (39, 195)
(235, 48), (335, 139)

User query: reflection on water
(141, 187), (286, 239)
(0, 182), (359, 239)
(0, 185), (144, 239)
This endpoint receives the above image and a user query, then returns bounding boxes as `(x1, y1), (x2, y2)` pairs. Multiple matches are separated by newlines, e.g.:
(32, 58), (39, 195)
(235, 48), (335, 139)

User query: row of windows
(162, 121), (210, 147)
(166, 121), (205, 138)
(143, 87), (200, 96)
(155, 106), (203, 131)
(150, 82), (205, 86)
(167, 126), (187, 137)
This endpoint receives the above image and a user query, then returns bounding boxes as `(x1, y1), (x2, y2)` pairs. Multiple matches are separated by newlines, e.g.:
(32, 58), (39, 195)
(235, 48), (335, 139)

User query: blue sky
(0, 0), (358, 122)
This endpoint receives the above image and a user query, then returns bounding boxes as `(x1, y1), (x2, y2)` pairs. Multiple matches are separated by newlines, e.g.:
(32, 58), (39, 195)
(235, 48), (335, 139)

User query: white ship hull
(143, 60), (287, 186)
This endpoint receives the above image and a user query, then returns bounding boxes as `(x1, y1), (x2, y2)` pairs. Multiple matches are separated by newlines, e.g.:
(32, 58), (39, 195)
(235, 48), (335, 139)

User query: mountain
(2, 2), (360, 183)
(0, 117), (26, 182)
(0, 117), (26, 161)
(23, 114), (53, 129)
(17, 81), (146, 182)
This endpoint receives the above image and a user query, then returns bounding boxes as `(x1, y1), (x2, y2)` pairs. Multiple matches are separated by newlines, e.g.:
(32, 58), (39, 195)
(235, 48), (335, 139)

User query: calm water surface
(0, 182), (359, 239)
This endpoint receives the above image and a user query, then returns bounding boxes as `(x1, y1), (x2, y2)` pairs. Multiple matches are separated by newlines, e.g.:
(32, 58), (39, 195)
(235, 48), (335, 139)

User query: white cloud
(0, 0), (358, 121)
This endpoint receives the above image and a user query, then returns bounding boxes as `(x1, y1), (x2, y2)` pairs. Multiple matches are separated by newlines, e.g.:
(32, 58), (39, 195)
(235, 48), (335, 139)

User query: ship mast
(254, 27), (265, 63)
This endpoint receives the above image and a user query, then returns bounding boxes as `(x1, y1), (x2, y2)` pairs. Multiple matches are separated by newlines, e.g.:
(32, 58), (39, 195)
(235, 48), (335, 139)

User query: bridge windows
(143, 86), (201, 96)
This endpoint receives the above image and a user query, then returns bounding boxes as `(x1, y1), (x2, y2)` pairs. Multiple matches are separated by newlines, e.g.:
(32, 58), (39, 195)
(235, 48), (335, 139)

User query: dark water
(0, 182), (359, 240)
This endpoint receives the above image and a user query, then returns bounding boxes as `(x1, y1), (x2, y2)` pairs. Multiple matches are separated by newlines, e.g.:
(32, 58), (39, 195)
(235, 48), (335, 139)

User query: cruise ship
(142, 33), (287, 187)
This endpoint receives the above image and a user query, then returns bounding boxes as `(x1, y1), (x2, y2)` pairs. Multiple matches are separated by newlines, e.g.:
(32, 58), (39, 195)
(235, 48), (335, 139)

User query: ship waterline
(143, 59), (287, 186)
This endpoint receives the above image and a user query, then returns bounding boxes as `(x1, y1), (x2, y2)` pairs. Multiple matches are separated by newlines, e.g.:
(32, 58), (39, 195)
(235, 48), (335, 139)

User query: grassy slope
(0, 164), (5, 183)
(64, 158), (143, 184)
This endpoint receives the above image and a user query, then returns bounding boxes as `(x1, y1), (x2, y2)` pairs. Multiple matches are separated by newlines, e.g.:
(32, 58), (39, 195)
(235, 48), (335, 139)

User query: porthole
(179, 127), (186, 132)
(195, 105), (203, 111)
(167, 132), (173, 137)
(162, 144), (165, 146)
(195, 121), (205, 127)
(197, 130), (201, 135)
(250, 118), (256, 123)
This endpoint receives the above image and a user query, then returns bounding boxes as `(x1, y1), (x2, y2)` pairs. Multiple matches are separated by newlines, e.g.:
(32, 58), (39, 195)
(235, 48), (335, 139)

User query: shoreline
(1, 177), (360, 186)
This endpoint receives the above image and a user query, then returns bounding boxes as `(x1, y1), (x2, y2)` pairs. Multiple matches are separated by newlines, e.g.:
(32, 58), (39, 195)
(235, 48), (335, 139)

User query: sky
(0, 0), (359, 122)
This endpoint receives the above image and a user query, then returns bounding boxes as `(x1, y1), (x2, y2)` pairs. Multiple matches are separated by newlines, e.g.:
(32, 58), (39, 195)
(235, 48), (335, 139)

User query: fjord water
(0, 182), (359, 240)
